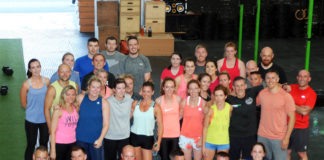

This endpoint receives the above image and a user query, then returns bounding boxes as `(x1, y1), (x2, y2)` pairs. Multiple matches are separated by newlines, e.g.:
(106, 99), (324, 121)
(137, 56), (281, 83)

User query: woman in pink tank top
(175, 57), (198, 100)
(50, 85), (79, 160)
(179, 80), (207, 160)
(96, 69), (113, 99)
(155, 77), (182, 160)
(217, 42), (246, 89)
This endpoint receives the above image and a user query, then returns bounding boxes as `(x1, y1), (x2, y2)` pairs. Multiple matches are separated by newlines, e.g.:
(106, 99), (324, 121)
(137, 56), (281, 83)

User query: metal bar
(305, 0), (314, 70)
(254, 0), (261, 62)
(238, 1), (244, 59)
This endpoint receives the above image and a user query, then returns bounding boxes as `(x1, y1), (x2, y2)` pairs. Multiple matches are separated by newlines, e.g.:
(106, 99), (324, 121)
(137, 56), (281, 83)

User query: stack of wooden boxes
(119, 0), (141, 40)
(96, 1), (119, 50)
(137, 1), (174, 56)
(145, 1), (165, 33)
(78, 0), (95, 32)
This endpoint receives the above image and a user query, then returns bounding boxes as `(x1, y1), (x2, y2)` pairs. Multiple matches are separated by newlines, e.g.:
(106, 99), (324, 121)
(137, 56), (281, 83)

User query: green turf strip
(0, 39), (26, 159)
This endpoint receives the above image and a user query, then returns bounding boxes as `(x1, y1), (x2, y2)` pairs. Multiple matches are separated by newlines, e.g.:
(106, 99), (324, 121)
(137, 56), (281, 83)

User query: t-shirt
(194, 65), (206, 75)
(74, 55), (109, 83)
(50, 71), (81, 93)
(105, 94), (133, 140)
(102, 51), (126, 77)
(258, 63), (287, 84)
(227, 85), (263, 137)
(161, 65), (184, 80)
(289, 84), (317, 129)
(256, 87), (296, 140)
(81, 71), (116, 91)
(122, 54), (152, 93)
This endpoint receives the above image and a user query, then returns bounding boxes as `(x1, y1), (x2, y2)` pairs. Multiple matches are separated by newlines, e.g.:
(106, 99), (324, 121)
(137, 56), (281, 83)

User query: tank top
(76, 95), (103, 143)
(56, 106), (79, 144)
(131, 100), (155, 136)
(160, 95), (180, 138)
(104, 85), (112, 99)
(206, 103), (230, 145)
(209, 78), (219, 94)
(26, 77), (47, 123)
(51, 80), (77, 114)
(176, 74), (194, 99)
(181, 97), (204, 139)
(220, 58), (240, 89)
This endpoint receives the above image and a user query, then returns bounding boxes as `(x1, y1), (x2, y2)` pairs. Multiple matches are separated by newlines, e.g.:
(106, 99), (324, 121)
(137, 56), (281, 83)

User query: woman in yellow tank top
(202, 85), (233, 160)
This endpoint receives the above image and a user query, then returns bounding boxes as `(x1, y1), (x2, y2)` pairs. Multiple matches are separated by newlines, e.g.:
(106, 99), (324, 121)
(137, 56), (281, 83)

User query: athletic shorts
(178, 135), (201, 151)
(205, 142), (230, 150)
(130, 132), (154, 150)
(288, 128), (309, 152)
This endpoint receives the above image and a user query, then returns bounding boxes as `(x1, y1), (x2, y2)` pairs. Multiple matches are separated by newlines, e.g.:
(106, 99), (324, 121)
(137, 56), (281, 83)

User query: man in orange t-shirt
(285, 70), (317, 160)
(256, 70), (296, 160)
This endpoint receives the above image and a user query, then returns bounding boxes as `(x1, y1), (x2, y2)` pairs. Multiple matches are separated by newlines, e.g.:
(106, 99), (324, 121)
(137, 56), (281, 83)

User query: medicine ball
(2, 66), (14, 76)
(0, 85), (8, 95)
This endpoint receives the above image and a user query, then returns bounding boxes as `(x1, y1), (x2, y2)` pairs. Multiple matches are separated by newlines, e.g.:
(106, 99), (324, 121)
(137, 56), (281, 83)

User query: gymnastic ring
(295, 9), (304, 21)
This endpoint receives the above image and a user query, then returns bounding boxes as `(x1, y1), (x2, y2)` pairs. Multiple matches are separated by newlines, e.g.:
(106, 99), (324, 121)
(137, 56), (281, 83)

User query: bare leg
(142, 148), (153, 160)
(287, 149), (292, 160)
(297, 152), (308, 160)
(182, 148), (192, 160)
(193, 149), (202, 160)
(204, 148), (216, 160)
(135, 147), (142, 160)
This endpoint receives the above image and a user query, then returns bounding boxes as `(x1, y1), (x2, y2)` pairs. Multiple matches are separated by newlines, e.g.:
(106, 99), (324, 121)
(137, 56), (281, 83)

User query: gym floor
(0, 0), (323, 159)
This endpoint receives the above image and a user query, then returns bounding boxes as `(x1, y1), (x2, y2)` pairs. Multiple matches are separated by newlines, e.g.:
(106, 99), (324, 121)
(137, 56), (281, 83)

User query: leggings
(25, 120), (49, 160)
(104, 138), (129, 160)
(159, 137), (179, 160)
(56, 143), (75, 160)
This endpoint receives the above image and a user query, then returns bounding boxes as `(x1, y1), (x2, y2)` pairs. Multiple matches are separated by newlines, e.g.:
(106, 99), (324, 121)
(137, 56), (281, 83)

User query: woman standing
(95, 69), (113, 99)
(155, 77), (182, 160)
(217, 42), (245, 89)
(104, 78), (134, 160)
(76, 76), (110, 160)
(198, 73), (212, 102)
(175, 57), (198, 100)
(20, 59), (50, 160)
(50, 52), (81, 88)
(202, 85), (233, 160)
(130, 82), (163, 160)
(205, 60), (219, 93)
(50, 85), (79, 160)
(179, 80), (207, 160)
(161, 53), (183, 81)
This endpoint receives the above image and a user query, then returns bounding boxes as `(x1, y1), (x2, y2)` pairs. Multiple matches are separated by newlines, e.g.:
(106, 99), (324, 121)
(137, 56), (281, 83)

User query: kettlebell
(0, 85), (8, 95)
(2, 66), (14, 76)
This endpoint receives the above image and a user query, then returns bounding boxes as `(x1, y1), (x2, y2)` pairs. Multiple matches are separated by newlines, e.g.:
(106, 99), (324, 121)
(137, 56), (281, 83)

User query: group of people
(20, 35), (317, 160)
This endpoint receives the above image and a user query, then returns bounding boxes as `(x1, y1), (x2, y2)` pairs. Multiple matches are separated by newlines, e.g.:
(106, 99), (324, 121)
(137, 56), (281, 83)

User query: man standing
(102, 36), (126, 77)
(81, 54), (115, 93)
(258, 47), (287, 84)
(44, 64), (79, 131)
(256, 70), (296, 160)
(74, 38), (109, 83)
(122, 36), (151, 93)
(194, 44), (208, 75)
(286, 70), (317, 160)
(227, 77), (263, 160)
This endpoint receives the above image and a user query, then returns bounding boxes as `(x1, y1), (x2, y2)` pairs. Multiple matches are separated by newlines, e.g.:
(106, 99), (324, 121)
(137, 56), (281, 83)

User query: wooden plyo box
(137, 33), (174, 56)
(97, 1), (118, 26)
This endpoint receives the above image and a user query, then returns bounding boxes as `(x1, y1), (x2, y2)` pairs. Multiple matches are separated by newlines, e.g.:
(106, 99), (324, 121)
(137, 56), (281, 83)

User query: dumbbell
(0, 85), (8, 95)
(2, 66), (14, 76)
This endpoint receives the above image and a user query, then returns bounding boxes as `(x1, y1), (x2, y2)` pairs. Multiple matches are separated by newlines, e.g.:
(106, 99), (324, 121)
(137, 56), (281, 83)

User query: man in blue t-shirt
(74, 38), (109, 84)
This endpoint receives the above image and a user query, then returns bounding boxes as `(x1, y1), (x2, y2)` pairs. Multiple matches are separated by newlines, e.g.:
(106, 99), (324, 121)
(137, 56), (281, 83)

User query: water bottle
(148, 27), (152, 37)
(312, 115), (319, 135)
(152, 143), (158, 157)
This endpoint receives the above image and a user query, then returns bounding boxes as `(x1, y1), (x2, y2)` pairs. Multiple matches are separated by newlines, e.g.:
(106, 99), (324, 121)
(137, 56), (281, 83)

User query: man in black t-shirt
(226, 77), (263, 160)
(258, 47), (287, 84)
